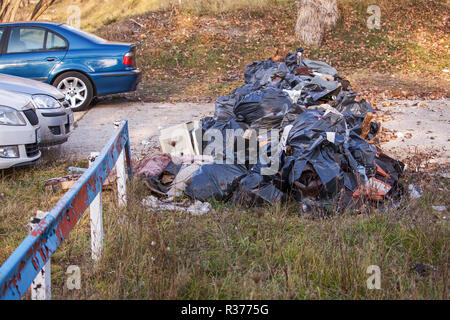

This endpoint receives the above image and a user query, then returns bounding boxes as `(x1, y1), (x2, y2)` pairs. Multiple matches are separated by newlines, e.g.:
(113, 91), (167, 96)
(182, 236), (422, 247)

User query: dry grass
(0, 151), (448, 300)
(32, 0), (289, 31)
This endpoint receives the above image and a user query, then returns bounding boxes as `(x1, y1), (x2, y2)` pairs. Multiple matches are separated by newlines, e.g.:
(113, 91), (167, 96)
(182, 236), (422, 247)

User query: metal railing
(0, 120), (132, 300)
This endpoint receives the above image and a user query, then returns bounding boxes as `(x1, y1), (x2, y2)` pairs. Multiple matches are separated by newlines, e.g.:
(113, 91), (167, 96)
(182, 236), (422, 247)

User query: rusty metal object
(0, 120), (132, 300)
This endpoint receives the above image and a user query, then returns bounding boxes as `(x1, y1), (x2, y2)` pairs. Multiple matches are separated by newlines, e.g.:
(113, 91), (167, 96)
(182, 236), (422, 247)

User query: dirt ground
(379, 99), (449, 165)
(51, 99), (449, 168)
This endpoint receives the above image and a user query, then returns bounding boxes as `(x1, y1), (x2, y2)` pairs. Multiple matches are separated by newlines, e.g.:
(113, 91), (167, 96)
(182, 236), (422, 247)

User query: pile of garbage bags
(138, 48), (405, 213)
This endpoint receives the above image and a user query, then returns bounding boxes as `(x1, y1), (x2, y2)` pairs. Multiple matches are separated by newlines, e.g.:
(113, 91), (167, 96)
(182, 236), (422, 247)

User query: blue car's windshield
(60, 24), (107, 44)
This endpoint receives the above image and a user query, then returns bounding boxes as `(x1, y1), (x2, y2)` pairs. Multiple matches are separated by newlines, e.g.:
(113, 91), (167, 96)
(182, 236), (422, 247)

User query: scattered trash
(142, 48), (407, 214)
(408, 184), (422, 200)
(159, 121), (202, 157)
(134, 154), (181, 196)
(67, 167), (88, 175)
(44, 174), (82, 192)
(414, 263), (438, 277)
(142, 196), (212, 216)
(45, 173), (116, 192)
(432, 206), (447, 212)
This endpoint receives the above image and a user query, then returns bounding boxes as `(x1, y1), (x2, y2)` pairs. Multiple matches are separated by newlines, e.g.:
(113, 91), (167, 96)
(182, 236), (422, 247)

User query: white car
(0, 89), (41, 169)
(0, 74), (74, 147)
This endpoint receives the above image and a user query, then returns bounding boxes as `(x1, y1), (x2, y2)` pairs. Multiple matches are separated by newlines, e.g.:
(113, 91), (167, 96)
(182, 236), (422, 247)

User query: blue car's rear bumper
(90, 69), (142, 96)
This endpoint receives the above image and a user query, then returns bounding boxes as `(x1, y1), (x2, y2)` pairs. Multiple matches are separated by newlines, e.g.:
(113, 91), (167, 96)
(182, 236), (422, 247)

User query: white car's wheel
(54, 72), (94, 112)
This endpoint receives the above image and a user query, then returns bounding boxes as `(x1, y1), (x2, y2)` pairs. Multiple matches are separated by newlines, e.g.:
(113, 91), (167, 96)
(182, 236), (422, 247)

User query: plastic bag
(232, 173), (286, 206)
(233, 87), (292, 128)
(185, 164), (249, 202)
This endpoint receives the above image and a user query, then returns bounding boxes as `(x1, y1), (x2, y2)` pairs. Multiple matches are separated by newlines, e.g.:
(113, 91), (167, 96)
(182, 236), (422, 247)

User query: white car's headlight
(0, 146), (19, 158)
(32, 94), (62, 109)
(0, 106), (26, 126)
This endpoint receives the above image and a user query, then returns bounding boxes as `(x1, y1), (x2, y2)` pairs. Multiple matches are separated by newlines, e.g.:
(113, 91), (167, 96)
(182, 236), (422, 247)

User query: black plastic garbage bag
(244, 59), (277, 84)
(203, 118), (252, 165)
(297, 83), (339, 106)
(283, 109), (352, 198)
(233, 87), (292, 128)
(334, 91), (376, 134)
(303, 59), (338, 77)
(285, 48), (305, 72)
(347, 132), (377, 176)
(214, 94), (235, 121)
(285, 48), (339, 77)
(374, 152), (405, 197)
(214, 84), (256, 121)
(286, 109), (347, 152)
(288, 148), (345, 199)
(185, 164), (249, 202)
(232, 173), (286, 206)
(244, 59), (290, 87)
(201, 117), (215, 132)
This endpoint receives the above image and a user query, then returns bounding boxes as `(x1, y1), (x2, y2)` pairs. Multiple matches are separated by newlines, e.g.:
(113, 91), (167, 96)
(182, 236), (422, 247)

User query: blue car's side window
(7, 27), (46, 54)
(46, 32), (67, 51)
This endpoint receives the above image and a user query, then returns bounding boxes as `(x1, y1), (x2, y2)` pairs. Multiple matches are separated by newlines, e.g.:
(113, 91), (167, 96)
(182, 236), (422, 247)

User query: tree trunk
(8, 0), (21, 22)
(295, 0), (339, 46)
(0, 0), (56, 22)
(29, 0), (57, 21)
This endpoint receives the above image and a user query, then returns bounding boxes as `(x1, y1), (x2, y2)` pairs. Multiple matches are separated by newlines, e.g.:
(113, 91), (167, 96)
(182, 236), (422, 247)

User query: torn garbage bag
(334, 91), (379, 138)
(244, 59), (290, 87)
(135, 154), (182, 195)
(232, 173), (286, 206)
(185, 164), (248, 202)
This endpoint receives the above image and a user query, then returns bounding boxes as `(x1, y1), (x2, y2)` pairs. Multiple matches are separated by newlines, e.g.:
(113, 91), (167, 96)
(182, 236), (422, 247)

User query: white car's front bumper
(0, 123), (41, 169)
(37, 103), (74, 147)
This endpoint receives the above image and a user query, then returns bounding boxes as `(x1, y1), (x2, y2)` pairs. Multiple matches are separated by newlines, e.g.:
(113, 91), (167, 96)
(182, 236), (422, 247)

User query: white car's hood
(0, 88), (31, 110)
(0, 73), (65, 100)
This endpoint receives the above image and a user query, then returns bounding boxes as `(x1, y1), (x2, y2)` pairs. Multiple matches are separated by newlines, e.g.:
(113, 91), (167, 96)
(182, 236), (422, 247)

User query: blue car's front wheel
(54, 72), (94, 112)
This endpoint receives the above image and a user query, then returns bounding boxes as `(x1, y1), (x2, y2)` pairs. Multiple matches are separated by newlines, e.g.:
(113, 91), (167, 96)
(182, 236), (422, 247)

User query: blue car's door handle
(45, 57), (58, 62)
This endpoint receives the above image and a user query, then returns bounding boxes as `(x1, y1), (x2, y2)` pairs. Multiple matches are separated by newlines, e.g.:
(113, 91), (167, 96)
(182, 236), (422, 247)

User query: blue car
(0, 22), (141, 111)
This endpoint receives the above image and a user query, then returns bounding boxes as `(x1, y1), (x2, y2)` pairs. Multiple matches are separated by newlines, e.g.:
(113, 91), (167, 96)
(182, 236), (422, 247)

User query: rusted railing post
(30, 211), (51, 300)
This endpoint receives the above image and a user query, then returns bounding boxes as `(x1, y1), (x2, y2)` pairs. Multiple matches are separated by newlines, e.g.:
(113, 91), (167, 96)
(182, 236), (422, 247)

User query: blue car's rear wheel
(54, 72), (94, 112)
